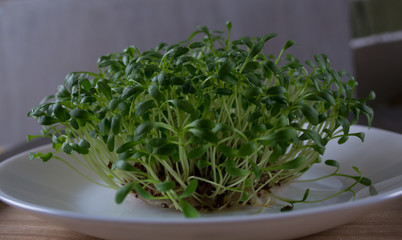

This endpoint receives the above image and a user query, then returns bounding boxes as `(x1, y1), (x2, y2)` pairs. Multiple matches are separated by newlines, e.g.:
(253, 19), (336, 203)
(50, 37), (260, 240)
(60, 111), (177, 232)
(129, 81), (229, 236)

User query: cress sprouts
(28, 22), (375, 218)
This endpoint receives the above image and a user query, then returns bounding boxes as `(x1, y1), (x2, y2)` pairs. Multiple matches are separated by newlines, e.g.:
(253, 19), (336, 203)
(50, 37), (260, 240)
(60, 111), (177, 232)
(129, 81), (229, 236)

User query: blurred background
(0, 0), (401, 149)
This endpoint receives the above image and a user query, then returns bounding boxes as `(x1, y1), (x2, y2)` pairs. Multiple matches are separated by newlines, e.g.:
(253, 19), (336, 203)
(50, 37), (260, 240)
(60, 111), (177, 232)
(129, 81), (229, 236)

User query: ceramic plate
(1, 126), (402, 240)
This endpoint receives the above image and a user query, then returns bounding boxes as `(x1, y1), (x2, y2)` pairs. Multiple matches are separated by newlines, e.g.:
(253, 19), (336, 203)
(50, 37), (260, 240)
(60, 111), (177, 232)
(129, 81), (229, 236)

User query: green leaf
(62, 142), (73, 154)
(245, 73), (262, 87)
(275, 156), (306, 170)
(70, 143), (89, 155)
(240, 36), (253, 48)
(217, 145), (238, 157)
(214, 88), (233, 95)
(284, 40), (296, 50)
(226, 20), (232, 31)
(120, 85), (142, 101)
(153, 143), (177, 156)
(55, 85), (70, 99)
(134, 121), (155, 141)
(243, 62), (260, 72)
(155, 180), (176, 192)
(69, 119), (79, 129)
(248, 41), (264, 59)
(78, 139), (90, 149)
(97, 81), (112, 100)
(168, 99), (195, 114)
(180, 179), (198, 198)
(181, 79), (194, 94)
(80, 78), (92, 90)
(70, 109), (95, 121)
(111, 115), (121, 135)
(265, 61), (281, 77)
(115, 160), (136, 171)
(187, 119), (215, 129)
(148, 83), (163, 102)
(301, 188), (310, 201)
(239, 191), (250, 202)
(261, 33), (278, 43)
(238, 142), (258, 157)
(189, 42), (205, 49)
(76, 118), (87, 127)
(197, 159), (210, 169)
(352, 176), (372, 186)
(218, 61), (238, 85)
(80, 96), (96, 104)
(108, 98), (119, 111)
(107, 134), (115, 152)
(38, 115), (59, 125)
(269, 146), (282, 163)
(64, 72), (78, 90)
(317, 91), (336, 105)
(172, 46), (189, 59)
(146, 138), (167, 148)
(338, 136), (349, 144)
(300, 129), (324, 147)
(337, 117), (350, 135)
(267, 86), (286, 95)
(119, 150), (136, 160)
(187, 145), (209, 159)
(259, 128), (297, 146)
(27, 102), (52, 117)
(189, 128), (218, 143)
(179, 199), (198, 218)
(301, 104), (319, 125)
(325, 159), (340, 168)
(218, 61), (235, 78)
(247, 112), (263, 122)
(98, 118), (111, 136)
(250, 161), (262, 180)
(273, 115), (289, 128)
(220, 73), (238, 85)
(133, 182), (156, 200)
(135, 100), (156, 117)
(352, 132), (365, 142)
(244, 86), (263, 99)
(53, 103), (70, 121)
(27, 134), (44, 142)
(221, 159), (236, 168)
(118, 101), (130, 115)
(314, 54), (326, 70)
(38, 152), (53, 162)
(116, 141), (137, 154)
(115, 182), (135, 204)
(157, 71), (169, 87)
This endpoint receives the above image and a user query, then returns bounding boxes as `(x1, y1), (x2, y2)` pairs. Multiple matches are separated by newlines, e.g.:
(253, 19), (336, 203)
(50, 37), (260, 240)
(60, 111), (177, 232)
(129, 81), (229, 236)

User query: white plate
(1, 126), (402, 240)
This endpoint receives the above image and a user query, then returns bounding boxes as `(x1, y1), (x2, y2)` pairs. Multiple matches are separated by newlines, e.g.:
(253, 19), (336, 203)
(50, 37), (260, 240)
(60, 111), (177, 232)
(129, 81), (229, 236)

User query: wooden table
(1, 198), (401, 240)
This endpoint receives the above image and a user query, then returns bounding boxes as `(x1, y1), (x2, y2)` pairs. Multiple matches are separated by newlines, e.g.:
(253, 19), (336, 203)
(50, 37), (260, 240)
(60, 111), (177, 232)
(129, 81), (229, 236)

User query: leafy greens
(28, 22), (375, 217)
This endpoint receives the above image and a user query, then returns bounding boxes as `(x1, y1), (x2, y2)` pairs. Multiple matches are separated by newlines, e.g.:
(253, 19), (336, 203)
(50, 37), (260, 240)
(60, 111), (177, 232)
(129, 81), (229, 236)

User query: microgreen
(27, 22), (375, 217)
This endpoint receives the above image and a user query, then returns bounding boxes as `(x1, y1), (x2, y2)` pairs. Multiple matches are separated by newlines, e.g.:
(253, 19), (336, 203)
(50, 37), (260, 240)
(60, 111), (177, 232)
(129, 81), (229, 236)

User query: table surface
(1, 143), (402, 239)
(1, 197), (401, 239)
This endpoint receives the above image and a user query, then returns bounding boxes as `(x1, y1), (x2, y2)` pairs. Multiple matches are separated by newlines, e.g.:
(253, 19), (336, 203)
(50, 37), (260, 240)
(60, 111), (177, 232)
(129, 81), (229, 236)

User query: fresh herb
(27, 22), (375, 218)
